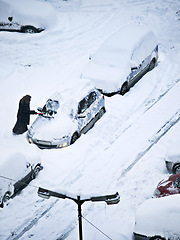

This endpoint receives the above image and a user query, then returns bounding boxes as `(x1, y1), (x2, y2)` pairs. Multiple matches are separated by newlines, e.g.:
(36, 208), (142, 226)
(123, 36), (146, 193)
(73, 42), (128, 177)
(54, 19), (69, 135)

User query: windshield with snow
(41, 99), (59, 117)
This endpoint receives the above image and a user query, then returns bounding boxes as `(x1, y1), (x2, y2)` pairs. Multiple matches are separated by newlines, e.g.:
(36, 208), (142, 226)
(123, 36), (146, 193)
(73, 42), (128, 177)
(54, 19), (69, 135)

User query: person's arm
(30, 110), (37, 115)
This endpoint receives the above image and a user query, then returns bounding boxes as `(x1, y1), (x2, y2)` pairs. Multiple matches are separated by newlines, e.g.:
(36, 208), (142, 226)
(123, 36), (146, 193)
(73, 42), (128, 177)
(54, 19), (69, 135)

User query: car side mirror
(8, 17), (13, 22)
(131, 66), (138, 71)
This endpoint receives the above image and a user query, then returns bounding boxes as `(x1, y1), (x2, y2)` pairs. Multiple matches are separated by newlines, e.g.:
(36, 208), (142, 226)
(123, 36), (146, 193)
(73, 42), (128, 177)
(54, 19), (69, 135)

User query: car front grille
(36, 140), (51, 146)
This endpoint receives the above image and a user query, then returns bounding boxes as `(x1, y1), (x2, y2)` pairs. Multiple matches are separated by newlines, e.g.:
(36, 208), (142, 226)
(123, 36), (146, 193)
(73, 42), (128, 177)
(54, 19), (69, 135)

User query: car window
(78, 91), (97, 115)
(174, 176), (180, 188)
(78, 98), (88, 114)
(88, 91), (97, 107)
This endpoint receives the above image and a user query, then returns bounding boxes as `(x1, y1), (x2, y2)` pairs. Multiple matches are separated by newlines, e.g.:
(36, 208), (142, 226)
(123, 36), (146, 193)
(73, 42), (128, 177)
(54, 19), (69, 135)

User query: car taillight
(103, 95), (105, 100)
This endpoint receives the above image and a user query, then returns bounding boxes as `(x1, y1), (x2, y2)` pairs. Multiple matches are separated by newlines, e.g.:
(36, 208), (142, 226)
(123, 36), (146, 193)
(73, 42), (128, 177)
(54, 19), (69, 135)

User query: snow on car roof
(0, 0), (56, 28)
(134, 194), (180, 237)
(0, 145), (40, 169)
(92, 24), (157, 68)
(49, 79), (98, 111)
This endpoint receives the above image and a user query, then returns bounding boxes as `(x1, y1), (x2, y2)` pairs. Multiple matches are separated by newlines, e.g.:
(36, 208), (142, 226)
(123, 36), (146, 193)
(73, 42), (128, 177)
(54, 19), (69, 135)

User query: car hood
(29, 114), (77, 141)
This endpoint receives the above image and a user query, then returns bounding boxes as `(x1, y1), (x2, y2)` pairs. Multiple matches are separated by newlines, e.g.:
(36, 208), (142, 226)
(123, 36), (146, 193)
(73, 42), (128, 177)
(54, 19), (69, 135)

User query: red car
(154, 173), (180, 198)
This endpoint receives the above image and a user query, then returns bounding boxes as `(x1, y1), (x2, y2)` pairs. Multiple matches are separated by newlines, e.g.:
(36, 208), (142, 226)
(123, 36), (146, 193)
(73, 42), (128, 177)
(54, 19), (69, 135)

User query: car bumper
(27, 137), (69, 149)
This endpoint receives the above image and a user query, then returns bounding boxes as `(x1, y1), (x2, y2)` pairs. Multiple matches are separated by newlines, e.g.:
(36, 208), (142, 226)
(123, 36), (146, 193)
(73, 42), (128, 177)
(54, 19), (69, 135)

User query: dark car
(153, 174), (180, 198)
(0, 151), (42, 208)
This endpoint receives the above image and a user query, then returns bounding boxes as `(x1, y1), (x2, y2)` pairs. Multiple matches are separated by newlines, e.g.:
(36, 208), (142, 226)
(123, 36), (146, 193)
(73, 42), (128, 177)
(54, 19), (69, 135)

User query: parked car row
(1, 21), (162, 240)
(26, 24), (158, 149)
(134, 141), (180, 240)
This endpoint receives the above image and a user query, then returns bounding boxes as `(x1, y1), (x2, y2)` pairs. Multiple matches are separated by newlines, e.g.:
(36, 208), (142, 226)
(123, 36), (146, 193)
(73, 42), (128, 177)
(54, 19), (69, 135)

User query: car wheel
(32, 164), (43, 179)
(150, 236), (165, 240)
(70, 132), (79, 145)
(149, 58), (156, 71)
(173, 163), (180, 174)
(120, 82), (128, 95)
(21, 26), (38, 33)
(98, 107), (106, 119)
(0, 191), (11, 208)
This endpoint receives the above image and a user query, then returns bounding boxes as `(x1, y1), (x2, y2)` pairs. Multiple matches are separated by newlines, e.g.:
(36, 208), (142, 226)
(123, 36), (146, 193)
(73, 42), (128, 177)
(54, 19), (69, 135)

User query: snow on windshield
(41, 99), (59, 116)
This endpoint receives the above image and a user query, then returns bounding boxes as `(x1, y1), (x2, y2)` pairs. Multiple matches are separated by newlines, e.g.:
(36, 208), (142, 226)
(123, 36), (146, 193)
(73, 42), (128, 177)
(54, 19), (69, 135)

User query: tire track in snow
(104, 78), (180, 151)
(5, 200), (58, 240)
(119, 108), (180, 179)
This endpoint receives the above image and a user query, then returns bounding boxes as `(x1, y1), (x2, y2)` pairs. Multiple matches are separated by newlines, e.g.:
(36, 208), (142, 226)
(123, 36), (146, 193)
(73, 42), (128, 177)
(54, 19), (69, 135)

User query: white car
(165, 141), (180, 174)
(81, 24), (158, 96)
(134, 195), (180, 240)
(27, 81), (105, 149)
(0, 150), (42, 208)
(0, 0), (56, 33)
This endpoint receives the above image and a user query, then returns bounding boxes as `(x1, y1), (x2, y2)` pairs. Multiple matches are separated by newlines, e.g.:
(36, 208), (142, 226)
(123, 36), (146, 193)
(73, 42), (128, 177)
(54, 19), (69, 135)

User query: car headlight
(53, 136), (69, 148)
(58, 142), (68, 148)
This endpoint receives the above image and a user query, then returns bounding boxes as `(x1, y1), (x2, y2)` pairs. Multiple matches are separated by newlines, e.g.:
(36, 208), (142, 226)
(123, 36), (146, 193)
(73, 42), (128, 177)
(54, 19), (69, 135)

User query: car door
(77, 96), (91, 134)
(87, 91), (99, 119)
(77, 91), (99, 134)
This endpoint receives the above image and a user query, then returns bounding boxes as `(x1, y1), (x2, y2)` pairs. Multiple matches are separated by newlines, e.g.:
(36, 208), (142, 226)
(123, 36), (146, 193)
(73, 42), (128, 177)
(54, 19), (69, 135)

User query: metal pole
(77, 196), (83, 240)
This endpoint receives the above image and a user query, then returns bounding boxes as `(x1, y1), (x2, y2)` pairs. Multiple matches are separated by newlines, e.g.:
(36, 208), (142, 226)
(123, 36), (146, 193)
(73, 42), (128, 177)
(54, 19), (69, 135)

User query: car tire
(21, 26), (38, 33)
(149, 58), (156, 71)
(98, 107), (106, 119)
(173, 163), (180, 174)
(0, 191), (11, 208)
(70, 132), (79, 145)
(32, 164), (43, 179)
(120, 82), (128, 95)
(150, 236), (165, 240)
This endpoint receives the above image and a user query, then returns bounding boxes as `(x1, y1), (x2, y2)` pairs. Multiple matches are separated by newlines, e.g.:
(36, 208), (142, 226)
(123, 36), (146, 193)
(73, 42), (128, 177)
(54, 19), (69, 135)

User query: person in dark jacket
(12, 95), (37, 134)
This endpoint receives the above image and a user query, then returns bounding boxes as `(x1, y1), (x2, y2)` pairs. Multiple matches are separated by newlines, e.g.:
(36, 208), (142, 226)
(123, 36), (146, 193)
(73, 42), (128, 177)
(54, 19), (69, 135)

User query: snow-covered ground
(0, 0), (180, 239)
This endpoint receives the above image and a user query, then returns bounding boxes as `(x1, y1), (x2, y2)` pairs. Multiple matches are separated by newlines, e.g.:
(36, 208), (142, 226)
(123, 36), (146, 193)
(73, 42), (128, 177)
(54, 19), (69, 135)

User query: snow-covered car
(165, 141), (180, 174)
(27, 81), (106, 149)
(154, 173), (180, 198)
(134, 194), (180, 240)
(81, 24), (158, 96)
(0, 151), (42, 208)
(0, 0), (56, 33)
